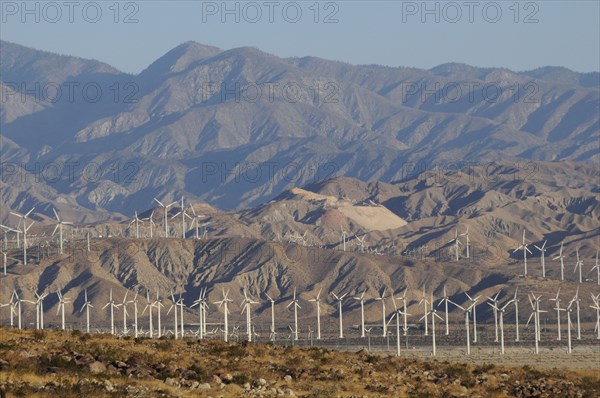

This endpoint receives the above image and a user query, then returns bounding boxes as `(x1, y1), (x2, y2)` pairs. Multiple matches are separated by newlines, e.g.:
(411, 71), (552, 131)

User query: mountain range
(1, 40), (598, 221)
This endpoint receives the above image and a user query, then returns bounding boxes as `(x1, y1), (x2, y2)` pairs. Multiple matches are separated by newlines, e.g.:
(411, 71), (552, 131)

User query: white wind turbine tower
(526, 293), (546, 353)
(353, 289), (367, 338)
(488, 299), (514, 355)
(465, 292), (482, 343)
(534, 240), (548, 278)
(215, 289), (232, 342)
(447, 298), (475, 355)
(339, 226), (347, 251)
(191, 288), (207, 339)
(10, 208), (35, 265)
(129, 290), (139, 338)
(171, 197), (192, 239)
(166, 291), (179, 339)
(460, 226), (470, 259)
(420, 308), (443, 356)
(397, 289), (409, 335)
(287, 288), (301, 340)
(331, 291), (347, 338)
(566, 301), (575, 354)
(141, 290), (154, 338)
(574, 248), (584, 284)
(513, 230), (532, 277)
(355, 235), (366, 253)
(56, 288), (71, 330)
(8, 290), (18, 328)
(487, 289), (502, 342)
(375, 287), (387, 337)
(155, 290), (165, 338)
(52, 208), (72, 254)
(553, 242), (566, 281)
(550, 288), (565, 341)
(418, 287), (430, 335)
(177, 293), (185, 337)
(308, 289), (322, 340)
(590, 251), (600, 286)
(448, 228), (462, 262)
(437, 286), (451, 335)
(241, 287), (257, 342)
(16, 292), (34, 330)
(570, 287), (581, 340)
(102, 289), (120, 335)
(153, 198), (177, 238)
(590, 293), (600, 340)
(129, 212), (143, 239)
(80, 288), (94, 333)
(34, 291), (48, 329)
(141, 210), (156, 238)
(512, 288), (520, 342)
(265, 293), (277, 342)
(189, 206), (208, 240)
(387, 293), (409, 357)
(120, 290), (131, 335)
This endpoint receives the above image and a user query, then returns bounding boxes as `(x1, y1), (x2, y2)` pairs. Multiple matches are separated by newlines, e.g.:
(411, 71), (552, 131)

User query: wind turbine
(549, 288), (564, 341)
(465, 292), (482, 343)
(80, 288), (94, 333)
(171, 197), (192, 239)
(287, 288), (301, 341)
(128, 289), (140, 337)
(387, 293), (409, 356)
(534, 240), (548, 278)
(308, 289), (322, 340)
(155, 290), (165, 338)
(418, 287), (430, 335)
(56, 288), (71, 330)
(448, 228), (462, 262)
(120, 290), (131, 335)
(375, 287), (388, 337)
(569, 288), (581, 340)
(553, 242), (566, 281)
(420, 308), (443, 356)
(437, 286), (451, 335)
(141, 290), (154, 338)
(102, 289), (120, 335)
(166, 291), (179, 339)
(353, 289), (367, 338)
(339, 226), (347, 251)
(397, 289), (409, 335)
(191, 288), (207, 339)
(177, 293), (185, 337)
(460, 226), (470, 259)
(241, 287), (257, 342)
(153, 198), (177, 238)
(448, 298), (475, 355)
(34, 291), (49, 329)
(590, 251), (600, 286)
(215, 289), (232, 342)
(52, 208), (72, 254)
(487, 289), (502, 343)
(513, 230), (532, 277)
(331, 291), (347, 338)
(488, 299), (514, 355)
(355, 235), (366, 253)
(128, 211), (144, 239)
(512, 288), (520, 342)
(10, 208), (35, 265)
(141, 210), (156, 238)
(573, 247), (584, 284)
(16, 291), (34, 330)
(566, 301), (574, 354)
(590, 293), (600, 340)
(526, 293), (546, 354)
(189, 206), (208, 240)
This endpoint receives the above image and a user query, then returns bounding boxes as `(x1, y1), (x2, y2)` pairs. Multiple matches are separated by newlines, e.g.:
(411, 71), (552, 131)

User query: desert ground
(0, 328), (598, 398)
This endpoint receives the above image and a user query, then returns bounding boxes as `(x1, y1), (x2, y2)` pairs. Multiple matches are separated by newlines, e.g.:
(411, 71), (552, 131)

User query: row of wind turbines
(2, 284), (599, 357)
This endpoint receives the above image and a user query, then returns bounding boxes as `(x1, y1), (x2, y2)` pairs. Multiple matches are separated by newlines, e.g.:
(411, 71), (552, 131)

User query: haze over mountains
(1, 40), (598, 221)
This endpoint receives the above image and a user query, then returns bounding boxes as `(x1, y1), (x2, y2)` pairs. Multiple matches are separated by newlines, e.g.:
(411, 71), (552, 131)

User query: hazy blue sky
(1, 1), (598, 74)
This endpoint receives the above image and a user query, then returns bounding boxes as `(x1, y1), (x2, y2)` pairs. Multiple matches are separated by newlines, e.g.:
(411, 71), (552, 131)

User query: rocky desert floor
(0, 328), (598, 397)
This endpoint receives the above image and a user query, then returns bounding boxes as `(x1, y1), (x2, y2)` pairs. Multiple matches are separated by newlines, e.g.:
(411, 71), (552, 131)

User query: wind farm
(0, 19), (599, 396)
